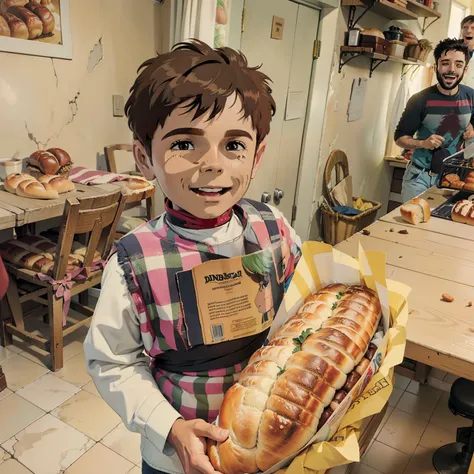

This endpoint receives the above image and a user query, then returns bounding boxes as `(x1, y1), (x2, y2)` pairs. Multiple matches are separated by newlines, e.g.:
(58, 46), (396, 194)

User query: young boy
(84, 40), (302, 474)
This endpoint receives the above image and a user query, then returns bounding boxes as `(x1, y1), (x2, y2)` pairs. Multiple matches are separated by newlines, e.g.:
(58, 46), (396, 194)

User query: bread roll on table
(16, 179), (58, 199)
(400, 198), (431, 224)
(4, 173), (36, 193)
(452, 200), (474, 225)
(38, 174), (75, 194)
(208, 284), (381, 474)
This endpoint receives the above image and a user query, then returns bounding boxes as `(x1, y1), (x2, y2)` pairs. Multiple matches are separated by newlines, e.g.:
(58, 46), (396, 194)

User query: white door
(240, 0), (320, 221)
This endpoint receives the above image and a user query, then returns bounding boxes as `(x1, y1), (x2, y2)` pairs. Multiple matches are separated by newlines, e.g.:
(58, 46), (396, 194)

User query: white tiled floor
(0, 328), (141, 474)
(355, 373), (468, 474)
(0, 334), (468, 474)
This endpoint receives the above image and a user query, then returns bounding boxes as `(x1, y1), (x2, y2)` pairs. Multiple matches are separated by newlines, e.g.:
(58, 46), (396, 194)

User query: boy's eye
(170, 140), (194, 151)
(226, 140), (246, 152)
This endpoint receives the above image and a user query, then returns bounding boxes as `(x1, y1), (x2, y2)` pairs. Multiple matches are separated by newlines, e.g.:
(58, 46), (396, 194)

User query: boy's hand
(421, 134), (444, 150)
(168, 418), (229, 474)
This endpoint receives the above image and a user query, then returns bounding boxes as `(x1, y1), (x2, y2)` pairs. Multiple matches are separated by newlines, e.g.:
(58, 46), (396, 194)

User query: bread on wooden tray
(452, 200), (474, 225)
(400, 198), (431, 224)
(4, 173), (75, 199)
(208, 284), (382, 474)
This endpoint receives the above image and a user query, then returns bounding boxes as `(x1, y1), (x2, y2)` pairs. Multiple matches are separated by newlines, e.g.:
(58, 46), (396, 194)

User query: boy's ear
(133, 140), (155, 180)
(251, 142), (266, 179)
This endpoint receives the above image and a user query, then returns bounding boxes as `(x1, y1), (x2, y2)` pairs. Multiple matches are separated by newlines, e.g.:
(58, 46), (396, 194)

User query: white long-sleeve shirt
(84, 212), (301, 472)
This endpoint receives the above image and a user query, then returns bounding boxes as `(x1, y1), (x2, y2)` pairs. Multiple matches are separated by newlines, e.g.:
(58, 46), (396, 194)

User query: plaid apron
(115, 199), (300, 422)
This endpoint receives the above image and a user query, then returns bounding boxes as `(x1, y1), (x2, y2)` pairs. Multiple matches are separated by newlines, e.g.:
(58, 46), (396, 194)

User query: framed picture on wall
(0, 0), (72, 60)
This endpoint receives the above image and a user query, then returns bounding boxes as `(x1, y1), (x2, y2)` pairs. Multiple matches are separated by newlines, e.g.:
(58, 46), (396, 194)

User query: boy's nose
(200, 150), (224, 174)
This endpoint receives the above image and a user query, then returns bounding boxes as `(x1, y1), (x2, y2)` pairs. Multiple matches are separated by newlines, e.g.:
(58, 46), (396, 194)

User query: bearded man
(395, 38), (474, 201)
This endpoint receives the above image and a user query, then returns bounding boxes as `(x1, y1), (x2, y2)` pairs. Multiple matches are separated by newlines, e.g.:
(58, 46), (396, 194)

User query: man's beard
(436, 69), (464, 90)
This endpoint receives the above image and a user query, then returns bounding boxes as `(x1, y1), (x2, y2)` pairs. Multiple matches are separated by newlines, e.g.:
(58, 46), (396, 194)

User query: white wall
(0, 0), (156, 172)
(294, 2), (452, 241)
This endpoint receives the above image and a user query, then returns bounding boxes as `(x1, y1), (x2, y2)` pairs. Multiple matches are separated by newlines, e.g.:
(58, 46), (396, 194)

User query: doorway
(239, 0), (320, 221)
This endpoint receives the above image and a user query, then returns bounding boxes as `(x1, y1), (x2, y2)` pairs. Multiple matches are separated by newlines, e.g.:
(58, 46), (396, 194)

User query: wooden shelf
(340, 47), (430, 65)
(406, 0), (441, 18)
(340, 46), (387, 60)
(339, 46), (431, 77)
(342, 0), (418, 21)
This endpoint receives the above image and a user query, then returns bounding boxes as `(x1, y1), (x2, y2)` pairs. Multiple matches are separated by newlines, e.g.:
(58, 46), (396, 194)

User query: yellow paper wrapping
(265, 241), (410, 474)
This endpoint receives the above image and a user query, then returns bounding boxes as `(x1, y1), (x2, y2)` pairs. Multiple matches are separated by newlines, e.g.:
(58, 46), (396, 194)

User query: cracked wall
(0, 0), (156, 172)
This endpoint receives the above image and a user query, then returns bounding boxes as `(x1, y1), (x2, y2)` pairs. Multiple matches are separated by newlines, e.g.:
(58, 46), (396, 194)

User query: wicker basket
(320, 150), (381, 245)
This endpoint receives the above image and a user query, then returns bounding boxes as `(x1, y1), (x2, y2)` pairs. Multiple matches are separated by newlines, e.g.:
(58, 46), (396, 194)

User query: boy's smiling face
(134, 96), (265, 219)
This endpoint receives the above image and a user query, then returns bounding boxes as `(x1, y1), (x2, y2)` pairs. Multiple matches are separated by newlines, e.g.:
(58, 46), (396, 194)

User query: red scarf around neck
(165, 199), (233, 230)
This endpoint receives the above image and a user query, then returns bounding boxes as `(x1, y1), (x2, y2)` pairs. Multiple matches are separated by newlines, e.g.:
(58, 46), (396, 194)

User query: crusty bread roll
(27, 150), (60, 175)
(4, 173), (36, 193)
(38, 174), (75, 194)
(400, 198), (431, 224)
(452, 200), (474, 225)
(463, 182), (474, 192)
(27, 148), (73, 177)
(208, 284), (381, 474)
(0, 14), (10, 36)
(2, 12), (27, 38)
(445, 173), (460, 184)
(25, 1), (53, 34)
(451, 180), (465, 189)
(119, 178), (153, 194)
(362, 28), (385, 38)
(16, 179), (59, 199)
(0, 235), (80, 276)
(7, 5), (42, 38)
(0, 0), (27, 14)
(47, 148), (71, 168)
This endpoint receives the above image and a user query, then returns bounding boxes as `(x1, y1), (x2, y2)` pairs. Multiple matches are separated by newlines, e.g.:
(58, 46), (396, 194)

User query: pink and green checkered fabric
(114, 199), (301, 422)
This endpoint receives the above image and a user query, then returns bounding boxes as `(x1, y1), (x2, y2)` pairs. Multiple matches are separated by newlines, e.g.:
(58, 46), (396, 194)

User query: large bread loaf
(451, 200), (474, 225)
(208, 284), (381, 474)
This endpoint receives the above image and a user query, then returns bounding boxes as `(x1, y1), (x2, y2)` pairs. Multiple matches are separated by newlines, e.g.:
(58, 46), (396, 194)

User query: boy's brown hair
(125, 40), (276, 157)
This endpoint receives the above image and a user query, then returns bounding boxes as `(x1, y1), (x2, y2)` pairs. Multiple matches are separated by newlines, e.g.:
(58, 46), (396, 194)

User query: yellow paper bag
(266, 242), (409, 474)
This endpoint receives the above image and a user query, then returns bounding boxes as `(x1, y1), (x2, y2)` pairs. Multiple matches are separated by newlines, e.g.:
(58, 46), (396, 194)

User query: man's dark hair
(461, 15), (474, 28)
(434, 38), (470, 64)
(125, 40), (276, 158)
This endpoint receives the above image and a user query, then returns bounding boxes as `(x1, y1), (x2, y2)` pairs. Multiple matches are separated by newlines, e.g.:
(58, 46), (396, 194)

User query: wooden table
(0, 182), (120, 229)
(336, 187), (474, 381)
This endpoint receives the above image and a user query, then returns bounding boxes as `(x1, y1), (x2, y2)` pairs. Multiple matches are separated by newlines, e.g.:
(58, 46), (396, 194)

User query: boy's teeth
(199, 188), (222, 192)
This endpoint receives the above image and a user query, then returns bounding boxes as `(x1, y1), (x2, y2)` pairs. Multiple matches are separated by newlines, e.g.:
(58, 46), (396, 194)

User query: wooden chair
(104, 144), (157, 238)
(0, 365), (6, 393)
(104, 144), (139, 176)
(0, 189), (127, 371)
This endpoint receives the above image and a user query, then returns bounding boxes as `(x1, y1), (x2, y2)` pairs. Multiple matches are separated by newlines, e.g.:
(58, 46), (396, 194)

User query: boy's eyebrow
(162, 128), (205, 139)
(225, 129), (253, 139)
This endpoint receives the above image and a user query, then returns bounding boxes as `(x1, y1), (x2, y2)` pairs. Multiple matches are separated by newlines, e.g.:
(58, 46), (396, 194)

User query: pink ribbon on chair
(37, 267), (87, 326)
